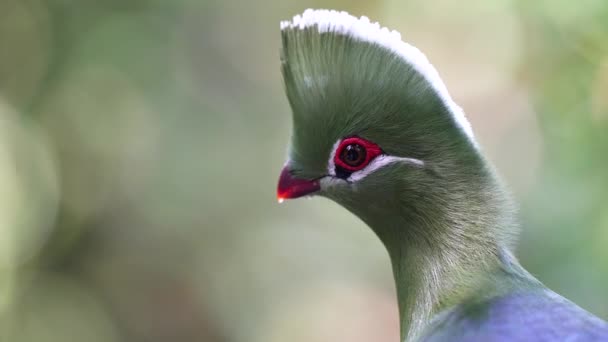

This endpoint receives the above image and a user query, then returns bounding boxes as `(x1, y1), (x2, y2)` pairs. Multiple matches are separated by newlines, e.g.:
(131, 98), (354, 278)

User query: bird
(275, 9), (608, 342)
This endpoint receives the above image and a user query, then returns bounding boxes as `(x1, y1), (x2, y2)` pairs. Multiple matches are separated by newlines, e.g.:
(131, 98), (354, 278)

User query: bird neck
(355, 173), (534, 341)
(385, 230), (520, 341)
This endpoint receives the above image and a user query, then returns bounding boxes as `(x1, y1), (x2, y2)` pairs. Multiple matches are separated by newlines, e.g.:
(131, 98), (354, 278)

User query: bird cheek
(319, 176), (348, 191)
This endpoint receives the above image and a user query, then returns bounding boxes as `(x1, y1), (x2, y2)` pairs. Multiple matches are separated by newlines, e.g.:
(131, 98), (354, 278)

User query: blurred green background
(0, 0), (607, 341)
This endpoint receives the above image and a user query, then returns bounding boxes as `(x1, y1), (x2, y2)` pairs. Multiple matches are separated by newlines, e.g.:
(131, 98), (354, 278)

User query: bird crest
(279, 9), (476, 146)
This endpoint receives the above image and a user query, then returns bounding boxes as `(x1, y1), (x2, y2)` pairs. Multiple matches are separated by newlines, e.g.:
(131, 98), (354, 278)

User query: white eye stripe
(326, 139), (424, 182)
(347, 155), (424, 182)
(327, 139), (341, 176)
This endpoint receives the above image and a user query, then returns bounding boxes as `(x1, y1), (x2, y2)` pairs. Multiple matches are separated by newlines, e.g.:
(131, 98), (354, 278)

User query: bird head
(277, 10), (497, 231)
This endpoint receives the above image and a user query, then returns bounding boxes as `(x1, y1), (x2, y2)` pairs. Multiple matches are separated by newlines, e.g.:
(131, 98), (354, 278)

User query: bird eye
(340, 144), (366, 167)
(333, 136), (383, 175)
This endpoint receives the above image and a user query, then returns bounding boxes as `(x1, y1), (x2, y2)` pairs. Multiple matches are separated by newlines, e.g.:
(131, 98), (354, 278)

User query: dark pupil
(340, 144), (366, 167)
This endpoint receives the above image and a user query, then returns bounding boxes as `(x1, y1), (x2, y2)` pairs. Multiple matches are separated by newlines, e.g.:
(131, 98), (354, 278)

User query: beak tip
(277, 166), (321, 201)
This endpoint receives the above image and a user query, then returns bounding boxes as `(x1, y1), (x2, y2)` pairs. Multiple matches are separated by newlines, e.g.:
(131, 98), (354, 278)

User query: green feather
(280, 9), (520, 339)
(281, 22), (475, 178)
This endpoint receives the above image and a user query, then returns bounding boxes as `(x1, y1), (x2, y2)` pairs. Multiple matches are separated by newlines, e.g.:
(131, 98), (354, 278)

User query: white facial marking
(280, 9), (478, 148)
(326, 139), (341, 177)
(320, 175), (347, 190)
(347, 155), (424, 182)
(325, 139), (424, 185)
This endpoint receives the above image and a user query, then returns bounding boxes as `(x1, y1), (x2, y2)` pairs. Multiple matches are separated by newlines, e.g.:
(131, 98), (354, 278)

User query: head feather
(280, 9), (477, 147)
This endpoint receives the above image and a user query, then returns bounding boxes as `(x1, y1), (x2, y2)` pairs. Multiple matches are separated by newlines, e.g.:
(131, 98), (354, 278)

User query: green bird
(276, 9), (608, 342)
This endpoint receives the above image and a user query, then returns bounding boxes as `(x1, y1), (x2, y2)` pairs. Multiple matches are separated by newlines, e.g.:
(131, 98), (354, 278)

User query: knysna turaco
(275, 9), (608, 342)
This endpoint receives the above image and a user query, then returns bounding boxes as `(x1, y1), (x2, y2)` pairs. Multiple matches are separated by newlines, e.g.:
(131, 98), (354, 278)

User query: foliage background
(0, 0), (606, 341)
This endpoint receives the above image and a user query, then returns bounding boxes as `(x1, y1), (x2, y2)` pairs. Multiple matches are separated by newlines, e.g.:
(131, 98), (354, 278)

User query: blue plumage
(423, 289), (608, 341)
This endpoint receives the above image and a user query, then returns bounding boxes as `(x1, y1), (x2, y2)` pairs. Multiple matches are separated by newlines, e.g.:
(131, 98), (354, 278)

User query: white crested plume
(280, 9), (477, 145)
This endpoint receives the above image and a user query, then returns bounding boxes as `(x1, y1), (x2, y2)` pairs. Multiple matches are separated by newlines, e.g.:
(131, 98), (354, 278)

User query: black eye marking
(335, 167), (352, 179)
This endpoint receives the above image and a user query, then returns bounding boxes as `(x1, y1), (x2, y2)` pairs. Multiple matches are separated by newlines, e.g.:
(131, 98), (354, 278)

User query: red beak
(277, 166), (321, 202)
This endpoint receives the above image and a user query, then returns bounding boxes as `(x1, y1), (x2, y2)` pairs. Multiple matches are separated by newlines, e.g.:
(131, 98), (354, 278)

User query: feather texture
(277, 8), (608, 342)
(280, 9), (476, 145)
(422, 289), (608, 342)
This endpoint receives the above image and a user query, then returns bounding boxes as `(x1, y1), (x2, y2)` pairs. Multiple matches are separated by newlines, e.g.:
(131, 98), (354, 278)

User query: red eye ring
(334, 137), (383, 172)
